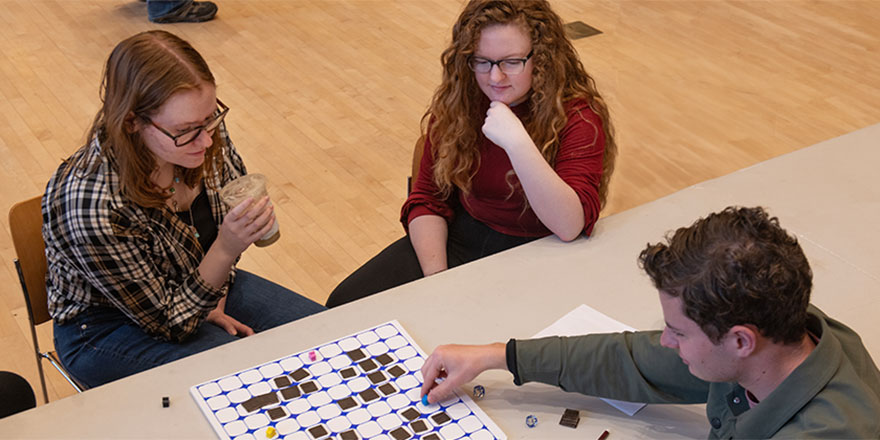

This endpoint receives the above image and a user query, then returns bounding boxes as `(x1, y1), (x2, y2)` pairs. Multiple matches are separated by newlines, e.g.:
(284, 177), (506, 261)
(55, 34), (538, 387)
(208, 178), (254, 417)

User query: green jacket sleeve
(514, 332), (711, 404)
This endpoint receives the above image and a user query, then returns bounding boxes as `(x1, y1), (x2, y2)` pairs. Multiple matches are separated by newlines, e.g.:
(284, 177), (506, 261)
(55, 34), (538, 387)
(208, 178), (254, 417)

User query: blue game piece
(526, 414), (538, 428)
(473, 385), (485, 399)
(421, 394), (429, 406)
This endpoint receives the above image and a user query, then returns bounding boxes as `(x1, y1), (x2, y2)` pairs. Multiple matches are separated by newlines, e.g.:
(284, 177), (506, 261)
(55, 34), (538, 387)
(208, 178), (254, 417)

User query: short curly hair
(639, 206), (812, 344)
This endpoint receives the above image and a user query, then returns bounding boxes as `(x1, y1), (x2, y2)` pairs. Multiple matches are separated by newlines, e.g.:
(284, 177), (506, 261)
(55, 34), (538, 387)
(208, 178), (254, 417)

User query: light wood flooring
(1, 0), (878, 404)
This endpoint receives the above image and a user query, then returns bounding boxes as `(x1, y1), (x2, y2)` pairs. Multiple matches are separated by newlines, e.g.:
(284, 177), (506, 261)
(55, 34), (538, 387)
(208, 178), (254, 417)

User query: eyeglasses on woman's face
(468, 50), (533, 75)
(140, 99), (229, 147)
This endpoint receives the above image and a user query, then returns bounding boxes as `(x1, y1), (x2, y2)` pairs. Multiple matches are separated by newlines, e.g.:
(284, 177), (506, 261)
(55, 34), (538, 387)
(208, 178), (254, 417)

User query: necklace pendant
(194, 232), (201, 238)
(169, 187), (175, 194)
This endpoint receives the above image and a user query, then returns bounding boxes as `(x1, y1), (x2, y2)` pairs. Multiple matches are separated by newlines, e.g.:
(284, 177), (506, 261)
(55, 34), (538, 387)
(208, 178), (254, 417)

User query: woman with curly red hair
(327, 0), (617, 307)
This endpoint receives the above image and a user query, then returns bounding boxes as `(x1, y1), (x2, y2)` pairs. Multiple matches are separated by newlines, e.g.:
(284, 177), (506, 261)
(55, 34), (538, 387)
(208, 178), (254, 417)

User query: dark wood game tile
(241, 392), (279, 412)
(290, 368), (310, 382)
(280, 385), (302, 400)
(410, 419), (429, 433)
(389, 427), (412, 440)
(375, 353), (394, 365)
(308, 424), (329, 439)
(387, 365), (406, 377)
(367, 371), (387, 385)
(400, 407), (420, 421)
(240, 397), (263, 413)
(337, 396), (358, 411)
(357, 358), (379, 373)
(339, 367), (358, 379)
(299, 381), (319, 394)
(339, 430), (360, 440)
(273, 376), (291, 388)
(559, 408), (580, 428)
(346, 349), (366, 362)
(267, 406), (287, 420)
(430, 411), (451, 425)
(378, 383), (397, 396)
(358, 388), (380, 403)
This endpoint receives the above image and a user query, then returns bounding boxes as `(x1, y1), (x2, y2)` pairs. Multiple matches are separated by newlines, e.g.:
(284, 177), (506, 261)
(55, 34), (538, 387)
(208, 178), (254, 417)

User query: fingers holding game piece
(419, 348), (445, 403)
(420, 343), (506, 404)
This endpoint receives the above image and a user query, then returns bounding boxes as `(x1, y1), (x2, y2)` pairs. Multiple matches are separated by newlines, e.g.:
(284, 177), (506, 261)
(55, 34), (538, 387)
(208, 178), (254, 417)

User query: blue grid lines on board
(193, 322), (500, 440)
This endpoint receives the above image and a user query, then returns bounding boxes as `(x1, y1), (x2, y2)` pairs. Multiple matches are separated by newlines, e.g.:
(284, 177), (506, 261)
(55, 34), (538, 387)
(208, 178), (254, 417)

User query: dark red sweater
(402, 98), (607, 238)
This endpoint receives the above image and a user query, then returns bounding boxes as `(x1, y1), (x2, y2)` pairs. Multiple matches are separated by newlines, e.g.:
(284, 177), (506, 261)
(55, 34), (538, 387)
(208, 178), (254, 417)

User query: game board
(191, 321), (506, 440)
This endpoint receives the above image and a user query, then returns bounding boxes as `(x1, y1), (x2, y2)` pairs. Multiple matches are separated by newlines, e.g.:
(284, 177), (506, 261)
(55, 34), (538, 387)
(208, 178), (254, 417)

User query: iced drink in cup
(219, 173), (281, 247)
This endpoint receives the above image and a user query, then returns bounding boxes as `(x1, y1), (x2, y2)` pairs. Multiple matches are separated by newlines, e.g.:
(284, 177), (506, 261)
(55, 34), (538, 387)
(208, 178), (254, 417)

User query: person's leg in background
(0, 371), (36, 418)
(146, 0), (218, 24)
(445, 208), (539, 268)
(324, 237), (425, 308)
(325, 209), (540, 308)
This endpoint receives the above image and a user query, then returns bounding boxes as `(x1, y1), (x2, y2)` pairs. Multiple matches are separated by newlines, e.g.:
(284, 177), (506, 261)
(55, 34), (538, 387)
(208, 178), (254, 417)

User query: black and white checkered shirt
(42, 122), (247, 342)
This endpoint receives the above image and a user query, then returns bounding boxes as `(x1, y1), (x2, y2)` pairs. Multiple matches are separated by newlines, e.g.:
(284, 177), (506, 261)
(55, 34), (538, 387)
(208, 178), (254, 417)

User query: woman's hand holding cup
(216, 196), (275, 257)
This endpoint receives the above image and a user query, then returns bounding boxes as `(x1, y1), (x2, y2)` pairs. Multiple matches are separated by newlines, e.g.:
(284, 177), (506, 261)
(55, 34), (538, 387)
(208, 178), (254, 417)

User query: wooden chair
(408, 134), (426, 195)
(9, 196), (85, 403)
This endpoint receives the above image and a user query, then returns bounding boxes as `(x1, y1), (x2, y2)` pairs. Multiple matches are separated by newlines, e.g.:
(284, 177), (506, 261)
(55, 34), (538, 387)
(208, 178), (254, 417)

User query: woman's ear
(124, 112), (141, 134)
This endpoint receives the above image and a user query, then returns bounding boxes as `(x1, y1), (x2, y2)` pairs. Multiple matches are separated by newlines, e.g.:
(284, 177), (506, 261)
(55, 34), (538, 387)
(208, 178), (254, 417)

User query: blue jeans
(54, 271), (326, 388)
(146, 0), (190, 21)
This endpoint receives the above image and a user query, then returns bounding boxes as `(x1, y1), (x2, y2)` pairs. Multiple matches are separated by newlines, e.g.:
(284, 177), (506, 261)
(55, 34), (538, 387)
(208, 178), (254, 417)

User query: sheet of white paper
(533, 304), (647, 416)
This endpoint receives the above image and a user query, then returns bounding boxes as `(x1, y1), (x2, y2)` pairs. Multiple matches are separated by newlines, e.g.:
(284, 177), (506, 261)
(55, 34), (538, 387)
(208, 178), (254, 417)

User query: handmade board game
(191, 321), (506, 440)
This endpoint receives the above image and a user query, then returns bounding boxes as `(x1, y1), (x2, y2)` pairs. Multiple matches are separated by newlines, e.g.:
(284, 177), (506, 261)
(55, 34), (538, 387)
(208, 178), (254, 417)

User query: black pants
(326, 209), (539, 307)
(0, 371), (36, 418)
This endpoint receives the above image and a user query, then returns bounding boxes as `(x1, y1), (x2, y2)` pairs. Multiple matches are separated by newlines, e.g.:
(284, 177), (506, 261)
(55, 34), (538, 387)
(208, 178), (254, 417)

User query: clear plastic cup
(219, 174), (280, 247)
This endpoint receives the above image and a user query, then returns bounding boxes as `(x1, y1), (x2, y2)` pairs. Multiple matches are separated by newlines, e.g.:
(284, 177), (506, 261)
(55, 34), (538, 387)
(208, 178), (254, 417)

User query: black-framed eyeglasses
(468, 50), (533, 75)
(140, 99), (229, 147)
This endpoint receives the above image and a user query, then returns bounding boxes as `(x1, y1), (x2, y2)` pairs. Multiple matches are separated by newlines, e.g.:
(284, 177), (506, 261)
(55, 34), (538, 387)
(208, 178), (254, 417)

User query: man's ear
(727, 325), (759, 358)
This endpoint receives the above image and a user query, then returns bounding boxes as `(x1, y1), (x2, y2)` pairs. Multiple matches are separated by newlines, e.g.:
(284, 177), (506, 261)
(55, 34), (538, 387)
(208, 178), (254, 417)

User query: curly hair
(639, 206), (813, 345)
(425, 0), (617, 207)
(66, 30), (224, 208)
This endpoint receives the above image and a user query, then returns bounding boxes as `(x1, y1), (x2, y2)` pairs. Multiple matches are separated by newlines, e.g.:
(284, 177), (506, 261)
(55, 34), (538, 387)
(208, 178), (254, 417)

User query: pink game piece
(309, 351), (317, 361)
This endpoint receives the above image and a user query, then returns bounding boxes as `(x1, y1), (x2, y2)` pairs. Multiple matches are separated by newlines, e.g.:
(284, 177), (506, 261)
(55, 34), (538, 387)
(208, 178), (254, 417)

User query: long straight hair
(426, 0), (617, 208)
(67, 30), (223, 208)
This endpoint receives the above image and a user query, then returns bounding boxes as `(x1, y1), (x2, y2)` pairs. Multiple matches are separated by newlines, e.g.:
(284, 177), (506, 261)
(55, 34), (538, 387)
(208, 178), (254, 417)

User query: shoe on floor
(151, 1), (218, 24)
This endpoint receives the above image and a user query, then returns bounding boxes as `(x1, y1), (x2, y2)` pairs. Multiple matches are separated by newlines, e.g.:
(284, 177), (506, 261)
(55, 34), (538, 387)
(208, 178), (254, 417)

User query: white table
(2, 123), (878, 439)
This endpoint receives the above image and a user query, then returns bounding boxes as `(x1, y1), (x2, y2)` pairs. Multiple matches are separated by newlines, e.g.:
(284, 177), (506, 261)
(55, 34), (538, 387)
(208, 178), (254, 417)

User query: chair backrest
(408, 134), (427, 195)
(9, 196), (50, 325)
(411, 134), (426, 185)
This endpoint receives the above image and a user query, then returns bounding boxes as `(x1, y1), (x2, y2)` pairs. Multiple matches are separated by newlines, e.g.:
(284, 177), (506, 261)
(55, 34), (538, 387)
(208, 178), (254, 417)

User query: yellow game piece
(266, 426), (277, 438)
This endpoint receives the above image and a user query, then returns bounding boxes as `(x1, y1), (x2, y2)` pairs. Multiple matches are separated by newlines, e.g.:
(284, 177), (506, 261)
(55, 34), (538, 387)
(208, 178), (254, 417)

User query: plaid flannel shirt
(42, 122), (246, 343)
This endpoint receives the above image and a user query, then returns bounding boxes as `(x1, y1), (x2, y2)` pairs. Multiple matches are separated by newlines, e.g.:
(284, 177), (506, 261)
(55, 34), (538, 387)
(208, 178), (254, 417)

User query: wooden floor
(1, 0), (877, 404)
